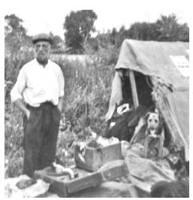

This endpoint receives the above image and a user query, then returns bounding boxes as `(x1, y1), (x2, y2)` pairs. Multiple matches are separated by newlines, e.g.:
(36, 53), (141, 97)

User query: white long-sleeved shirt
(11, 59), (65, 107)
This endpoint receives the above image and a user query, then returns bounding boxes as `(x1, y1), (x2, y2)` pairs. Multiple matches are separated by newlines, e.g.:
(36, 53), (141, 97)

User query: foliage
(53, 56), (114, 131)
(155, 15), (189, 41)
(64, 10), (97, 54)
(5, 14), (32, 53)
(5, 104), (24, 177)
(111, 26), (130, 48)
(96, 14), (189, 51)
(128, 22), (158, 41)
(49, 32), (64, 50)
(4, 14), (34, 84)
(85, 32), (120, 65)
(5, 14), (26, 36)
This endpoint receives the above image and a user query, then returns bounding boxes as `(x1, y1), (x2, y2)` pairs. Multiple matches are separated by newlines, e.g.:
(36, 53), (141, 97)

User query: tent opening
(134, 71), (154, 108)
(119, 69), (154, 109)
(118, 69), (172, 147)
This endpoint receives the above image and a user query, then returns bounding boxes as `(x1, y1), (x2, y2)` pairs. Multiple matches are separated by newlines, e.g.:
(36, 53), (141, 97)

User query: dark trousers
(23, 102), (61, 177)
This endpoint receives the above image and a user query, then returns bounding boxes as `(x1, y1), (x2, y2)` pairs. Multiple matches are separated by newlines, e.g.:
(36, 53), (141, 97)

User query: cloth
(105, 72), (123, 121)
(123, 143), (175, 193)
(11, 59), (64, 107)
(23, 102), (61, 177)
(105, 105), (148, 141)
(4, 175), (50, 198)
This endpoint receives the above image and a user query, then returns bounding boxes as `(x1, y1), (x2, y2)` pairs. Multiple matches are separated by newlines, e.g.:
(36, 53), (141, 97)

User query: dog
(144, 109), (165, 158)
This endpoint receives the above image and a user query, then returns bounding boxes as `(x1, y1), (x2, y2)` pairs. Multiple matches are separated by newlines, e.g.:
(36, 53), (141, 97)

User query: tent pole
(129, 70), (139, 108)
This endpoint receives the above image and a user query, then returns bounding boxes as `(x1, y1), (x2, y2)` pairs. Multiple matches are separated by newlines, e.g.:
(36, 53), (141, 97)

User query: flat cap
(32, 33), (53, 44)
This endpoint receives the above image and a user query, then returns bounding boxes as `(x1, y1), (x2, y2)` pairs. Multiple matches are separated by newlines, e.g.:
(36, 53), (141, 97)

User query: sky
(3, 0), (190, 39)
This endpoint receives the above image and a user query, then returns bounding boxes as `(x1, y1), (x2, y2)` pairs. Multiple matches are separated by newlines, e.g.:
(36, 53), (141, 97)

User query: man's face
(34, 41), (51, 64)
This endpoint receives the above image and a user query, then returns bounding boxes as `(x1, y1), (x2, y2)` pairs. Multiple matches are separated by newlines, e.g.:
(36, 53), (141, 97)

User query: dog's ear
(157, 110), (164, 125)
(145, 112), (151, 120)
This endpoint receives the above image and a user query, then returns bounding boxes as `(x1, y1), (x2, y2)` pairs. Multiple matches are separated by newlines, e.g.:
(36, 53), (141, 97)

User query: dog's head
(145, 109), (162, 138)
(146, 112), (160, 131)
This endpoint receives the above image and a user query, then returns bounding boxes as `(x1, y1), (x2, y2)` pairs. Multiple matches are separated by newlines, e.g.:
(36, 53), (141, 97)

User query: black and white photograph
(3, 0), (190, 198)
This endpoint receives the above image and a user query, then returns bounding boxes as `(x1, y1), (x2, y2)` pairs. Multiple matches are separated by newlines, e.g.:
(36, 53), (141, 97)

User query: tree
(155, 14), (179, 41)
(4, 14), (31, 55)
(109, 26), (129, 48)
(4, 14), (33, 83)
(116, 26), (130, 47)
(126, 14), (189, 42)
(155, 14), (189, 41)
(5, 14), (26, 38)
(64, 10), (97, 54)
(128, 22), (158, 41)
(110, 28), (117, 45)
(49, 32), (64, 50)
(177, 23), (189, 42)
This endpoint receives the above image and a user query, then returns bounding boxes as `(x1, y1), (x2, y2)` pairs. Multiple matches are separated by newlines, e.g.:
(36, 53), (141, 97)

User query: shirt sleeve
(10, 67), (27, 102)
(57, 67), (65, 97)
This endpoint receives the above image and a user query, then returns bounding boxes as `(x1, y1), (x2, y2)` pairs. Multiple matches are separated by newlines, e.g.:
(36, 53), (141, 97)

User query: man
(11, 33), (65, 177)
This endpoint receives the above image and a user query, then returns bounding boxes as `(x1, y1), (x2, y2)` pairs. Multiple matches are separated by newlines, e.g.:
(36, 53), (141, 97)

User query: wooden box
(75, 142), (123, 171)
(34, 160), (128, 197)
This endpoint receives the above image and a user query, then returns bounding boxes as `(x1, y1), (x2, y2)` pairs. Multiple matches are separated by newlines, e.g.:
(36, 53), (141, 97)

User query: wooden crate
(34, 160), (128, 197)
(75, 142), (123, 171)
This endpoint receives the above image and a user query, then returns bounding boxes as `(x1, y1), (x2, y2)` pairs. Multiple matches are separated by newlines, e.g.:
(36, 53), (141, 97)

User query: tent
(105, 39), (189, 160)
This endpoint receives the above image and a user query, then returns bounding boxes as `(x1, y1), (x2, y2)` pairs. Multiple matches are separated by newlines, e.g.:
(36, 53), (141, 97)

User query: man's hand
(58, 97), (63, 113)
(25, 109), (31, 119)
(14, 99), (31, 119)
(57, 104), (62, 113)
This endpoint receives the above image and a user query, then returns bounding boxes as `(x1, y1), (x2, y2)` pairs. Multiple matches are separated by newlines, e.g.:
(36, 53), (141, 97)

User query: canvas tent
(106, 39), (189, 160)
